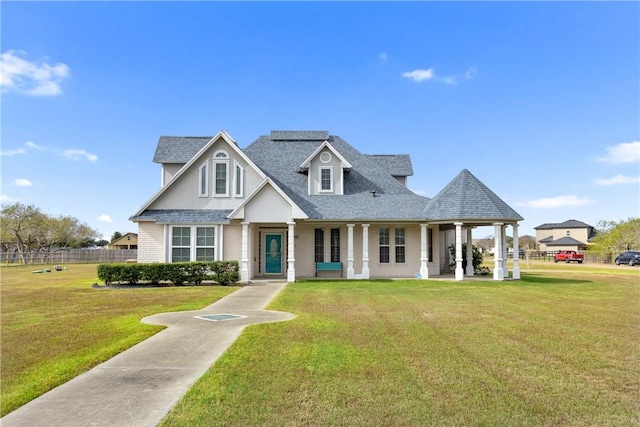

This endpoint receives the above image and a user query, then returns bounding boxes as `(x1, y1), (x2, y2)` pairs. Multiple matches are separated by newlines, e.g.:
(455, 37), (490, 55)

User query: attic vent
(270, 131), (329, 141)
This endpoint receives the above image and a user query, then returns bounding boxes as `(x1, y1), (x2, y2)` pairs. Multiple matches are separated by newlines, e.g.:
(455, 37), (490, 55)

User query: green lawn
(162, 267), (640, 426)
(0, 264), (236, 415)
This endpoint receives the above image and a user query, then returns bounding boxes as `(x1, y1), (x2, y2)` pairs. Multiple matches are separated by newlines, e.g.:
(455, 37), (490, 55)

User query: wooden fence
(2, 249), (138, 265)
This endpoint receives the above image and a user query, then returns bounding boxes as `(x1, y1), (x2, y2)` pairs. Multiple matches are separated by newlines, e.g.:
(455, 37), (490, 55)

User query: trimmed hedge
(97, 261), (240, 286)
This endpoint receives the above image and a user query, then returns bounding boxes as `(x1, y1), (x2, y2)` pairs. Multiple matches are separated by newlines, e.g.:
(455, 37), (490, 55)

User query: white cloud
(593, 174), (640, 186)
(378, 53), (388, 64)
(1, 50), (70, 96)
(402, 68), (434, 82)
(401, 66), (478, 84)
(64, 149), (98, 162)
(517, 195), (595, 208)
(14, 178), (33, 187)
(26, 141), (44, 150)
(0, 194), (21, 203)
(597, 141), (640, 164)
(97, 214), (113, 223)
(0, 148), (26, 156)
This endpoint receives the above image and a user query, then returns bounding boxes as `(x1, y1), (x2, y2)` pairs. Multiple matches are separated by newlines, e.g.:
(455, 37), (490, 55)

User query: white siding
(137, 223), (165, 263)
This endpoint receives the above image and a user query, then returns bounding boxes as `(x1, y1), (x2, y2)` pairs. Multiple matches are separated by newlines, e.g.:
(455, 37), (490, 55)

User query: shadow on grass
(520, 273), (593, 285)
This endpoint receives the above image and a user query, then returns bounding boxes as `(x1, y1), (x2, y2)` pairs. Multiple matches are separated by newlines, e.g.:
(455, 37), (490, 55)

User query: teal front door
(265, 233), (283, 274)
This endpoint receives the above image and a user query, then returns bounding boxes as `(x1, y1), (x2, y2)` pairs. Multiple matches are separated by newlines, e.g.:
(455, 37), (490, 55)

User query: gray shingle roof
(534, 219), (594, 230)
(366, 154), (414, 177)
(137, 131), (524, 225)
(424, 169), (523, 222)
(130, 209), (233, 224)
(545, 236), (586, 246)
(244, 134), (429, 220)
(270, 130), (329, 141)
(153, 136), (213, 163)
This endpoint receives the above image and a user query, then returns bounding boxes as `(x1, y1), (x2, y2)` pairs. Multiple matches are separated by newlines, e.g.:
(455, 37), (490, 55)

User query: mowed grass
(162, 267), (640, 426)
(0, 264), (236, 415)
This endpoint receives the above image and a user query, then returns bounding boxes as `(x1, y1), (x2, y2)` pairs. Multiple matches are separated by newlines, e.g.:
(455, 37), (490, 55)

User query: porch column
(493, 222), (504, 280)
(454, 222), (464, 281)
(466, 227), (474, 276)
(512, 223), (521, 279)
(420, 223), (430, 279)
(361, 224), (370, 279)
(502, 225), (508, 277)
(286, 221), (296, 282)
(241, 222), (250, 283)
(347, 224), (355, 279)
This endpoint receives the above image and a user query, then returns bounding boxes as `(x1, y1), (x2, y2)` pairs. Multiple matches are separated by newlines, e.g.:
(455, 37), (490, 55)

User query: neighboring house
(534, 220), (595, 251)
(108, 232), (138, 250)
(130, 130), (524, 282)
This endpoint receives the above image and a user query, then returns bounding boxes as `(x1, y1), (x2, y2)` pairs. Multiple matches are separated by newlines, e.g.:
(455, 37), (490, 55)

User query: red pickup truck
(553, 250), (584, 264)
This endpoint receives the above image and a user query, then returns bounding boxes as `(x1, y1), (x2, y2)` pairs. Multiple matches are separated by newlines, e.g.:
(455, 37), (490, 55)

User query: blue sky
(2, 1), (639, 241)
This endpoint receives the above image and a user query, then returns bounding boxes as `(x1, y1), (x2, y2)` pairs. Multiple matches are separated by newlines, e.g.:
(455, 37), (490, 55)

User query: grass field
(161, 265), (640, 426)
(0, 264), (236, 415)
(2, 262), (639, 425)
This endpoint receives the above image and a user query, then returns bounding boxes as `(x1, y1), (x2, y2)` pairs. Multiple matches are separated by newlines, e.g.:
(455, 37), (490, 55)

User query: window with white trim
(395, 228), (406, 263)
(195, 227), (215, 261)
(171, 227), (191, 262)
(171, 226), (217, 262)
(379, 228), (390, 263)
(319, 166), (333, 192)
(213, 151), (229, 197)
(198, 161), (209, 197)
(234, 161), (244, 197)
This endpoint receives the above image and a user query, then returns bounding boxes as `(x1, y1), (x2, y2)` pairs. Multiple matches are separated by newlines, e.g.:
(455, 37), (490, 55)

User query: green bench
(315, 262), (343, 277)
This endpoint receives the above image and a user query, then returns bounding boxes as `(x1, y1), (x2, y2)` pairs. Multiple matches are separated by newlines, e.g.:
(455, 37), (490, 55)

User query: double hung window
(213, 151), (229, 197)
(379, 228), (390, 263)
(319, 166), (333, 192)
(395, 228), (406, 263)
(171, 226), (216, 262)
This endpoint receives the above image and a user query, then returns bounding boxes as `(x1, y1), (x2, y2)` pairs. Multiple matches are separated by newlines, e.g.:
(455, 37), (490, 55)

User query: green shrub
(96, 261), (240, 286)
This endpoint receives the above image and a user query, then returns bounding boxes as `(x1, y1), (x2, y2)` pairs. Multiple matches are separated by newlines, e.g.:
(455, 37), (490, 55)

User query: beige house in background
(535, 220), (595, 251)
(108, 232), (138, 250)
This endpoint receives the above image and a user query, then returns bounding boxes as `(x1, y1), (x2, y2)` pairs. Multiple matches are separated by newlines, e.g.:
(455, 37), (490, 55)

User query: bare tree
(1, 203), (100, 264)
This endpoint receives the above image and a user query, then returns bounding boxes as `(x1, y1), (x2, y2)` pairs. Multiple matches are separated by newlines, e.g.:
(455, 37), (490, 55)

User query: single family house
(130, 130), (524, 282)
(108, 232), (138, 250)
(535, 219), (595, 251)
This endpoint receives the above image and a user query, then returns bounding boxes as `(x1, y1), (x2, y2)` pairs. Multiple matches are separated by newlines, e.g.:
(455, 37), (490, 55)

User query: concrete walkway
(1, 282), (294, 427)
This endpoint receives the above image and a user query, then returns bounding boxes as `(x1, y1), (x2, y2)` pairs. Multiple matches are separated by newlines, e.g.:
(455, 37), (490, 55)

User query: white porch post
(420, 223), (429, 279)
(512, 223), (521, 279)
(286, 221), (296, 282)
(454, 222), (464, 281)
(466, 227), (474, 276)
(347, 224), (355, 279)
(493, 222), (504, 280)
(241, 222), (250, 283)
(502, 225), (508, 277)
(362, 224), (370, 279)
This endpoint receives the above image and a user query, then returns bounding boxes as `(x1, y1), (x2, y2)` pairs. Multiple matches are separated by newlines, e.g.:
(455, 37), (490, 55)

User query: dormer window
(213, 150), (229, 197)
(319, 166), (333, 192)
(299, 141), (351, 196)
